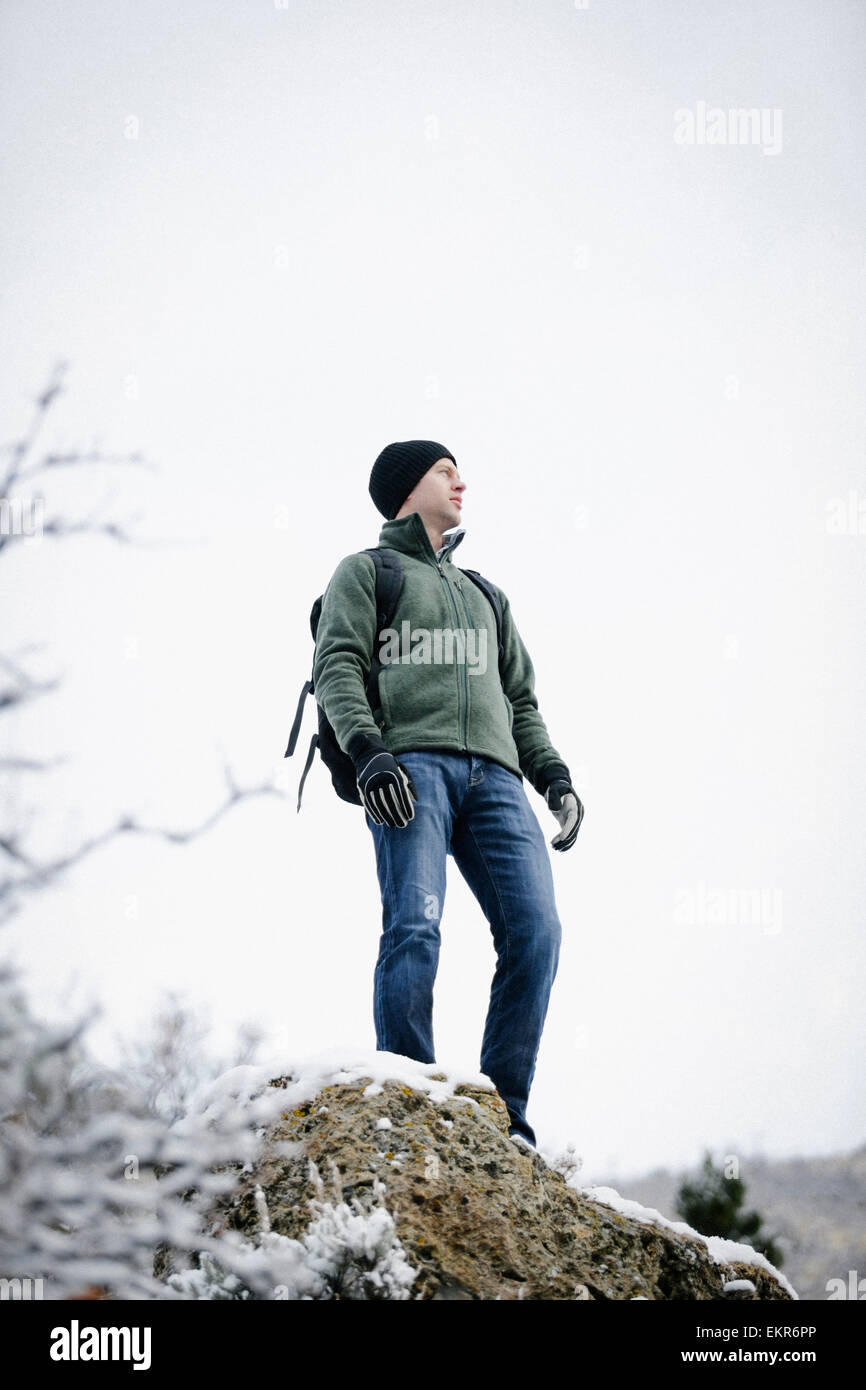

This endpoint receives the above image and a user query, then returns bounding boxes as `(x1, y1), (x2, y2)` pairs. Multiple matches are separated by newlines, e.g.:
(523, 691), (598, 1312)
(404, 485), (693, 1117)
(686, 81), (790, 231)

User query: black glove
(545, 779), (584, 852)
(349, 734), (418, 829)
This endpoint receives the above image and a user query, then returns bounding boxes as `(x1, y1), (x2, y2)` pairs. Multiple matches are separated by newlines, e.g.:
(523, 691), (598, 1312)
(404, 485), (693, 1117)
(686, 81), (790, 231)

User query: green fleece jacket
(311, 511), (571, 796)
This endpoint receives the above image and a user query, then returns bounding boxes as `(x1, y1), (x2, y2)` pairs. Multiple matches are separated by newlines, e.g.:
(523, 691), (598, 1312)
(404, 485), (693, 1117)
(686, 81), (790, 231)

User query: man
(312, 440), (583, 1149)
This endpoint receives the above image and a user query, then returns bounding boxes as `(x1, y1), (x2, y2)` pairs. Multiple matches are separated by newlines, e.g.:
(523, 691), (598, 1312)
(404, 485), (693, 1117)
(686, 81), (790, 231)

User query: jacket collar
(377, 511), (466, 567)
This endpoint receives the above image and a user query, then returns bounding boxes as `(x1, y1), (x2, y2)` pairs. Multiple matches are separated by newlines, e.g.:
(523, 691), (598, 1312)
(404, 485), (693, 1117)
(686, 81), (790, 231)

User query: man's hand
(545, 779), (584, 852)
(356, 749), (418, 828)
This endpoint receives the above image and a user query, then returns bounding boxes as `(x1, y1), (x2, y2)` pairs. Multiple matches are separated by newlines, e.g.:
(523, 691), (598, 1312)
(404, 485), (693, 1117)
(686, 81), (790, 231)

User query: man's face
(397, 457), (465, 528)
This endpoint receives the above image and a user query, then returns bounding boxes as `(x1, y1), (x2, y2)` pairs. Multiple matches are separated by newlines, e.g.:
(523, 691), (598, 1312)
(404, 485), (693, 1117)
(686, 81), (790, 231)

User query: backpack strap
(284, 592), (323, 759)
(360, 547), (404, 713)
(284, 679), (313, 758)
(459, 569), (505, 675)
(285, 671), (319, 811)
(294, 729), (319, 812)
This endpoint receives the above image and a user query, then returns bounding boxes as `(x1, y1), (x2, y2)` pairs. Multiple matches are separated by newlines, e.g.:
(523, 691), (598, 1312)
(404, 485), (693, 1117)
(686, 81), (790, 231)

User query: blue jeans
(364, 750), (562, 1146)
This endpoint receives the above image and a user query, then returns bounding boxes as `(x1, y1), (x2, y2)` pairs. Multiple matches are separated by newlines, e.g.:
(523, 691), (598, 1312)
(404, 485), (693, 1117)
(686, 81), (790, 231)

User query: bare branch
(0, 833), (39, 869)
(0, 358), (68, 495)
(0, 362), (159, 553)
(0, 772), (282, 924)
(40, 514), (142, 544)
(0, 755), (68, 772)
(1, 369), (282, 935)
(0, 669), (63, 712)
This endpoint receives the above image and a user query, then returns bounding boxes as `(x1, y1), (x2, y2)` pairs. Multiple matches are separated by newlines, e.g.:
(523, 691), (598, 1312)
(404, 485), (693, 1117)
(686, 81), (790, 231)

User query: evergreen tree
(676, 1150), (784, 1268)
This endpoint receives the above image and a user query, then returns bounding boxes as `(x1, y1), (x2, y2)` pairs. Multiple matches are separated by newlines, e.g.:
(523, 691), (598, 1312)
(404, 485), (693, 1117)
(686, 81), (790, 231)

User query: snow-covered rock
(154, 1046), (796, 1301)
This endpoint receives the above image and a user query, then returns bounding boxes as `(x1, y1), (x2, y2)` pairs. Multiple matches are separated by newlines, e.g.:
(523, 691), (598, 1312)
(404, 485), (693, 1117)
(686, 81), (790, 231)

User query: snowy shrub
(547, 1141), (583, 1183)
(169, 1171), (418, 1301)
(0, 962), (263, 1300)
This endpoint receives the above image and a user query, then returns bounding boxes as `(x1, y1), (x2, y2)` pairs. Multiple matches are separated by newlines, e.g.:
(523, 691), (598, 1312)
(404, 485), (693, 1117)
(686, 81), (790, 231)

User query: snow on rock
(179, 1044), (496, 1138)
(581, 1185), (798, 1300)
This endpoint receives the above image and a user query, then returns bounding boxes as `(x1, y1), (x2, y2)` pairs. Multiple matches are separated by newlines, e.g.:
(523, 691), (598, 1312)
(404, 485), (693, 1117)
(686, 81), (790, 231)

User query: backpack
(284, 546), (505, 812)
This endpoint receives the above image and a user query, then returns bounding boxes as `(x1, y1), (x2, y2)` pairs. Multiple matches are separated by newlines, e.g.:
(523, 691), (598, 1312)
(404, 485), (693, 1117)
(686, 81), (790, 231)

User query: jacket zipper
(437, 557), (468, 750)
(454, 572), (509, 731)
(453, 574), (477, 748)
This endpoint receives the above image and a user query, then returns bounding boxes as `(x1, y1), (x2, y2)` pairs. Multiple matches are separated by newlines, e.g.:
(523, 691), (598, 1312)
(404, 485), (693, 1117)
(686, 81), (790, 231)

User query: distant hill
(596, 1145), (866, 1300)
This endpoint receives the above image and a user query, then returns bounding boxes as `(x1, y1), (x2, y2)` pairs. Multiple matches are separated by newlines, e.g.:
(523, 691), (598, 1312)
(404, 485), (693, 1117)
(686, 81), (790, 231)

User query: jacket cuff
(532, 760), (572, 796)
(346, 731), (387, 770)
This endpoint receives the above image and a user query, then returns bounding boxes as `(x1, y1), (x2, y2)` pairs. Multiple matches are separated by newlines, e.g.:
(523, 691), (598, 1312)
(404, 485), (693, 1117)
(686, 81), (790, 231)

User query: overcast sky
(1, 0), (864, 1183)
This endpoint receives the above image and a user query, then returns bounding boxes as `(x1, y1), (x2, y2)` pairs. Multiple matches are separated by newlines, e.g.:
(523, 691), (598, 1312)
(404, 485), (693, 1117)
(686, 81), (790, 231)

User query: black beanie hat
(369, 440), (457, 520)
